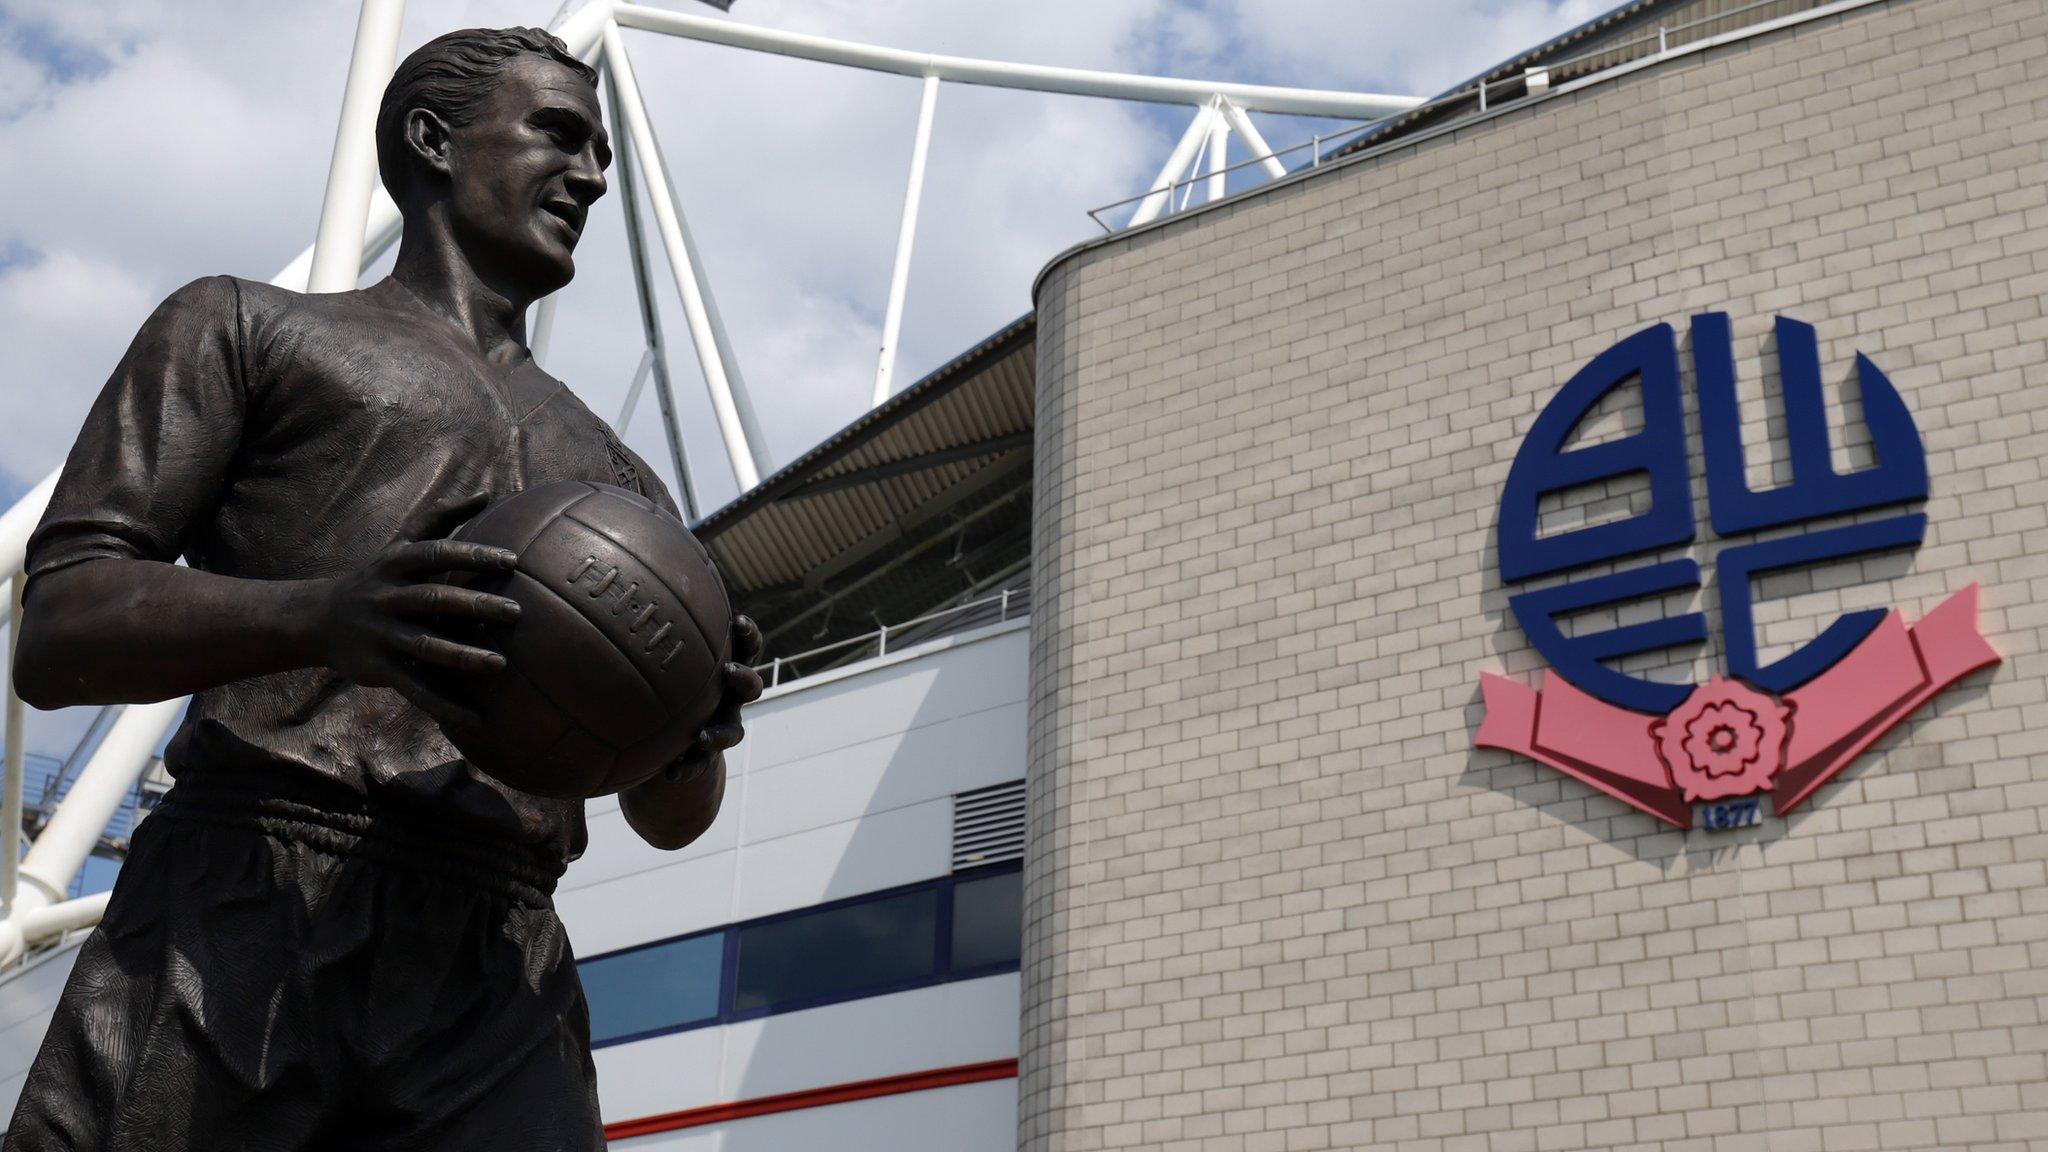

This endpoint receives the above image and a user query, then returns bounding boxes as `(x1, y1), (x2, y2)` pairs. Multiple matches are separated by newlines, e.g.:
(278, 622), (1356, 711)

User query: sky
(0, 0), (1609, 763)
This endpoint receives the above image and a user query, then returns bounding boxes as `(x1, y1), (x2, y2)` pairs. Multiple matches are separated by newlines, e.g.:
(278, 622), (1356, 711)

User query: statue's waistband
(151, 768), (565, 903)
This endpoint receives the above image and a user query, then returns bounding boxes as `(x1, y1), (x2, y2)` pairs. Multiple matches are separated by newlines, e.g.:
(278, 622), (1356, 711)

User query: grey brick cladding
(1022, 1), (2048, 1149)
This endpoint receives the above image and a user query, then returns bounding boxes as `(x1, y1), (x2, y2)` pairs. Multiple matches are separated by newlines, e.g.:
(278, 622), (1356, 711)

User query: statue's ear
(403, 107), (454, 182)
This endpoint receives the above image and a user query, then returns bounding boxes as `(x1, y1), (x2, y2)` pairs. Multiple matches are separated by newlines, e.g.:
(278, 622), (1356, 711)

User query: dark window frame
(581, 860), (1023, 1049)
(945, 868), (1025, 980)
(729, 884), (942, 1020)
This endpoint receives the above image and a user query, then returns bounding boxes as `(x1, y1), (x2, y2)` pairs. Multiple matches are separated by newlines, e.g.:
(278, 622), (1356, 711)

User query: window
(582, 930), (723, 1044)
(579, 863), (1021, 1047)
(734, 888), (939, 1013)
(949, 869), (1022, 971)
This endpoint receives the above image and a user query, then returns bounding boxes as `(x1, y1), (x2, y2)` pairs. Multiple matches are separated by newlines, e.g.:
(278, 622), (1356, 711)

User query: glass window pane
(581, 932), (724, 1044)
(734, 888), (938, 1013)
(950, 870), (1022, 971)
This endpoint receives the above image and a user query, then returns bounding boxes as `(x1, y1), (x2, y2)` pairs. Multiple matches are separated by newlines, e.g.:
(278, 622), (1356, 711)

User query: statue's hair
(376, 27), (598, 199)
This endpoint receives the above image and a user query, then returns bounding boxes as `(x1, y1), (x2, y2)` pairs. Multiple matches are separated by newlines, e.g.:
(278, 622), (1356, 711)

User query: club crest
(1475, 314), (1999, 830)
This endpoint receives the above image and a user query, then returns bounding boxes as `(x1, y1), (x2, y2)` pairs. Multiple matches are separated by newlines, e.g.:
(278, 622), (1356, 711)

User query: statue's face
(444, 54), (610, 298)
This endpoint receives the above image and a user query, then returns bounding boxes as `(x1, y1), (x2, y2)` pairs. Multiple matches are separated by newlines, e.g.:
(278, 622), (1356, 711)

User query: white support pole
(1176, 123), (1210, 215)
(0, 470), (59, 624)
(528, 293), (559, 367)
(603, 22), (762, 493)
(306, 0), (407, 293)
(1206, 105), (1228, 203)
(611, 3), (1421, 119)
(605, 58), (701, 519)
(553, 0), (615, 60)
(0, 891), (112, 966)
(615, 349), (657, 431)
(18, 892), (110, 944)
(275, 194), (403, 293)
(1219, 98), (1289, 182)
(873, 74), (940, 409)
(689, 222), (772, 484)
(1130, 102), (1218, 228)
(12, 699), (182, 914)
(2, 574), (23, 907)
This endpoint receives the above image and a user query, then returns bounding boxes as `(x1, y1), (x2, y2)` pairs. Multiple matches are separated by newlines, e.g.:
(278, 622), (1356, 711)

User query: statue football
(446, 480), (735, 799)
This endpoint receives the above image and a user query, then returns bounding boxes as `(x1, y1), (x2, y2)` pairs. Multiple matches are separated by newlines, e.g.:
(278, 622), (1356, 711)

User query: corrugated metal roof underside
(681, 314), (1036, 670)
(703, 337), (1035, 596)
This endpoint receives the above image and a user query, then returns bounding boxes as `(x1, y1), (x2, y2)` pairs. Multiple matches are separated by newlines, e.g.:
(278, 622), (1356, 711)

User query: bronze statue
(3, 27), (759, 1150)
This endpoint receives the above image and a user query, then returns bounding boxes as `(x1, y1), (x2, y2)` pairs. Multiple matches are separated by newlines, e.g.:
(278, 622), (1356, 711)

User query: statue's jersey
(25, 275), (682, 864)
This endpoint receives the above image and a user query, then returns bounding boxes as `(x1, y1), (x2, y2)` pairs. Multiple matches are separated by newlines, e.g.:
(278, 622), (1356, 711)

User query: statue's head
(377, 27), (609, 298)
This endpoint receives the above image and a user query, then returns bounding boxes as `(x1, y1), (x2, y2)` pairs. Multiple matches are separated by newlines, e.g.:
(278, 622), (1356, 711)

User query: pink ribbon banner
(1475, 585), (1999, 829)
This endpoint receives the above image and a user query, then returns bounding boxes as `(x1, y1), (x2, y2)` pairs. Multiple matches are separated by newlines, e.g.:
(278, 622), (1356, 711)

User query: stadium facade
(2, 0), (2043, 1149)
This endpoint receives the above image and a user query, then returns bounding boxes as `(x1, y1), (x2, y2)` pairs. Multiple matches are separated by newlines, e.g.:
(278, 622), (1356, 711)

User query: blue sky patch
(0, 10), (120, 87)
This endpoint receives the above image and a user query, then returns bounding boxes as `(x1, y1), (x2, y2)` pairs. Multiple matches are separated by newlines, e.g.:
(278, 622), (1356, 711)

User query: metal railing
(1088, 0), (1837, 231)
(758, 586), (1031, 689)
(1086, 118), (1391, 231)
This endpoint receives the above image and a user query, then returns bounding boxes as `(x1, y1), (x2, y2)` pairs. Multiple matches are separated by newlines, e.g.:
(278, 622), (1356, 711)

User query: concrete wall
(1024, 2), (2047, 1149)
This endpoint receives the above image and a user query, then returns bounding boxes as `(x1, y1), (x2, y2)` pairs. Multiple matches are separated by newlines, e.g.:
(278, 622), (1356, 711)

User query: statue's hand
(310, 539), (523, 728)
(662, 615), (765, 782)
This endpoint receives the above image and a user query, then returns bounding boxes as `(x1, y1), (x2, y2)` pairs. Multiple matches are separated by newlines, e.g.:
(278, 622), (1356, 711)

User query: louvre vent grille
(952, 780), (1025, 869)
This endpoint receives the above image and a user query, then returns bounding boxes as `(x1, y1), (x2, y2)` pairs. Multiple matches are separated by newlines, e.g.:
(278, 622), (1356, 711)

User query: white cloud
(0, 249), (156, 469)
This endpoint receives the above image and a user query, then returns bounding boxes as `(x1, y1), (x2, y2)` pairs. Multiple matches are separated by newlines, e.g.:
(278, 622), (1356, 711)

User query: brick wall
(1022, 1), (2048, 1149)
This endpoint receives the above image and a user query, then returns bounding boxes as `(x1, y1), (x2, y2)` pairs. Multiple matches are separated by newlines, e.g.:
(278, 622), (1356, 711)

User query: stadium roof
(694, 315), (1035, 659)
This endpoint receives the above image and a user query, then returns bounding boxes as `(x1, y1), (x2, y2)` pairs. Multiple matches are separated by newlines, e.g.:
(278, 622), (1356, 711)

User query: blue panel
(579, 863), (1024, 1050)
(1498, 323), (1696, 583)
(1509, 560), (1706, 714)
(1694, 313), (1929, 534)
(732, 887), (940, 1014)
(1717, 513), (1927, 693)
(582, 931), (725, 1045)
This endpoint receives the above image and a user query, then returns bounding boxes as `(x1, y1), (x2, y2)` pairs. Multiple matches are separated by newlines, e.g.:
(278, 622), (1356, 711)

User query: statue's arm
(611, 445), (762, 850)
(12, 278), (521, 724)
(15, 561), (329, 707)
(15, 539), (521, 724)
(620, 615), (762, 850)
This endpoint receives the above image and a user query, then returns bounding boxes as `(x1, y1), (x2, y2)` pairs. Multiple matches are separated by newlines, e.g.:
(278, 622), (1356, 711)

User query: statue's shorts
(1, 771), (602, 1152)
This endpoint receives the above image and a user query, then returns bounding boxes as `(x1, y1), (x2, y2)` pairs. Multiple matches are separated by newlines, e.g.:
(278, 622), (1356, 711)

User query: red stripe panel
(604, 1058), (1020, 1141)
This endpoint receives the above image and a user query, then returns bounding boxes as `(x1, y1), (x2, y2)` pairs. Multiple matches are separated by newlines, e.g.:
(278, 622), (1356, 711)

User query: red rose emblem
(1651, 677), (1791, 802)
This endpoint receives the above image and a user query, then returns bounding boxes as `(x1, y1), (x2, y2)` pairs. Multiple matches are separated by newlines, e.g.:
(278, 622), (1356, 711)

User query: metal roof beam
(604, 20), (770, 492)
(610, 3), (1420, 119)
(779, 432), (1033, 501)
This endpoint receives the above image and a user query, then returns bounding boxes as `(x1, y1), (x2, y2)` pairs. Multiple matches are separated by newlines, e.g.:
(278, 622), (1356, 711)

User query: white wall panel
(730, 796), (951, 923)
(0, 941), (77, 1109)
(593, 1020), (726, 1121)
(594, 978), (1018, 1140)
(565, 785), (742, 891)
(613, 1077), (1016, 1152)
(560, 849), (736, 957)
(744, 628), (1028, 771)
(718, 974), (1019, 1103)
(744, 700), (1023, 845)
